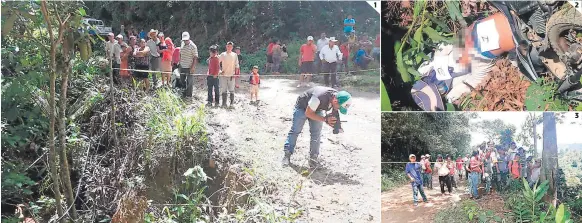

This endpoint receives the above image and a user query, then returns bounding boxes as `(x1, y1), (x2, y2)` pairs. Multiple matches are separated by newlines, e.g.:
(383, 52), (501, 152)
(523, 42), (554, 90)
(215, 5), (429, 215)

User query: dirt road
(382, 174), (507, 223)
(183, 73), (381, 222)
(382, 174), (469, 223)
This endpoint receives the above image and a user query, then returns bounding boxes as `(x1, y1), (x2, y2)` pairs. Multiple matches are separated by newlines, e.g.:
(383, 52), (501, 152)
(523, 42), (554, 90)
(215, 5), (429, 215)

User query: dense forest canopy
(381, 112), (473, 162)
(85, 1), (380, 52)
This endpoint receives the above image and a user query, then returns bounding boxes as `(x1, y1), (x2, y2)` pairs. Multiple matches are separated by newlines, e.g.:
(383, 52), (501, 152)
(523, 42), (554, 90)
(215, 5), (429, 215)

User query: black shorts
(267, 54), (273, 63)
(134, 64), (149, 79)
(300, 61), (315, 74)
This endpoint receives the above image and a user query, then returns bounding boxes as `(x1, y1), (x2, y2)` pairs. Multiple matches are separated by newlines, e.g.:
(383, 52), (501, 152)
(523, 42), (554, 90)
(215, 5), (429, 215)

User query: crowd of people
(405, 141), (543, 206)
(102, 14), (376, 108)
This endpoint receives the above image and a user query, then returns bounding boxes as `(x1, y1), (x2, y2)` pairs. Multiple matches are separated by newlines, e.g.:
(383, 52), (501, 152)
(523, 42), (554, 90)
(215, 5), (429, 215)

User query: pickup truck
(82, 18), (112, 36)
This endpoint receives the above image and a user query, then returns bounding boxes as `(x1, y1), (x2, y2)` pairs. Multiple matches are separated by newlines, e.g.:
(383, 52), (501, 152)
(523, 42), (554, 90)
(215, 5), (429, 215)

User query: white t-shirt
(530, 167), (541, 184)
(105, 41), (116, 60)
(319, 45), (343, 63)
(146, 39), (161, 57)
(307, 96), (331, 112)
(113, 43), (122, 64)
(435, 162), (449, 176)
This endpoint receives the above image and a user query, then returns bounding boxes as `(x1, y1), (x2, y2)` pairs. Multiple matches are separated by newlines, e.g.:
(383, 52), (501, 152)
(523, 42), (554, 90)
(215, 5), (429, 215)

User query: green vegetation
(3, 1), (378, 222)
(381, 168), (407, 192)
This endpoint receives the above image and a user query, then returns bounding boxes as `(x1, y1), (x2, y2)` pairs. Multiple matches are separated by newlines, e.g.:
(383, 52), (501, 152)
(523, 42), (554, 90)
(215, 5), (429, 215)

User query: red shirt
(172, 47), (181, 64)
(470, 157), (482, 173)
(267, 43), (274, 55)
(448, 162), (455, 175)
(375, 34), (380, 47)
(456, 158), (463, 170)
(208, 56), (220, 76)
(340, 44), (350, 58)
(300, 43), (317, 62)
(249, 73), (260, 85)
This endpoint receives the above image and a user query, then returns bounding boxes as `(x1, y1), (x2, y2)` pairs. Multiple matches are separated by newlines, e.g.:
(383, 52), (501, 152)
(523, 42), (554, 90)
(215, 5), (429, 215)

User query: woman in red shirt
(339, 40), (350, 73)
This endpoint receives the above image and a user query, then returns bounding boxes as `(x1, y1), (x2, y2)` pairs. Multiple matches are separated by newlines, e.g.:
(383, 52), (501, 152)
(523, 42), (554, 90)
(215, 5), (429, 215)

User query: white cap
(182, 32), (190, 41)
(409, 154), (416, 158)
(329, 37), (338, 42)
(307, 36), (314, 41)
(158, 32), (164, 37)
(107, 32), (114, 36)
(116, 34), (123, 39)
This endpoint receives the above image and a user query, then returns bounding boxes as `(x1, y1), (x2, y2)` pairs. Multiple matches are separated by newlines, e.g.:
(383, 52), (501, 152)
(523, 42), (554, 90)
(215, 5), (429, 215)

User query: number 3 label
(476, 19), (501, 52)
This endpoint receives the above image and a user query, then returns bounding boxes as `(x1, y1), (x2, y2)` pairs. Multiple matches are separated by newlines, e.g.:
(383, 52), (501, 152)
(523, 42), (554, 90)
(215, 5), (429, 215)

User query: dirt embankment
(185, 73), (381, 222)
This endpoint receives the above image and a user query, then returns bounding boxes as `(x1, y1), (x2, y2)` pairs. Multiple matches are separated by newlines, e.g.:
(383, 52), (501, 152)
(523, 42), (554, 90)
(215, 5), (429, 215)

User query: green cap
(336, 91), (352, 114)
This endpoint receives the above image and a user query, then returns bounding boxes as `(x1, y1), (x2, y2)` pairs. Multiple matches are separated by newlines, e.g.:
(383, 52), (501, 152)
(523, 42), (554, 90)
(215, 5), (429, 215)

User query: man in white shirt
(319, 37), (343, 88)
(146, 29), (161, 88)
(105, 33), (116, 62)
(179, 31), (198, 96)
(112, 35), (124, 84)
(219, 41), (240, 108)
(316, 33), (329, 74)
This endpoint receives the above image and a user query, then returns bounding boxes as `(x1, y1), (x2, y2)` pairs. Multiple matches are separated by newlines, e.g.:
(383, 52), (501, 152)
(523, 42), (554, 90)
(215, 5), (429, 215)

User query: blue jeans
(470, 172), (479, 198)
(207, 76), (219, 103)
(283, 108), (323, 156)
(412, 183), (427, 204)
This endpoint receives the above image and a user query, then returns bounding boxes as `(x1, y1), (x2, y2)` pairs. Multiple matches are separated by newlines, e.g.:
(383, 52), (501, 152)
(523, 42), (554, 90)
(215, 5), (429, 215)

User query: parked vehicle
(82, 17), (112, 37)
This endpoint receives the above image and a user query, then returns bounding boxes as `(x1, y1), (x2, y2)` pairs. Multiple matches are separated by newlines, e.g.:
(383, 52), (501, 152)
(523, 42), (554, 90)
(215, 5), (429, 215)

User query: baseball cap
(425, 154), (431, 157)
(182, 32), (190, 41)
(108, 33), (114, 36)
(336, 91), (352, 115)
(421, 155), (425, 158)
(235, 46), (241, 49)
(158, 32), (164, 37)
(307, 36), (314, 41)
(409, 154), (416, 158)
(226, 41), (234, 45)
(116, 34), (123, 39)
(252, 65), (259, 69)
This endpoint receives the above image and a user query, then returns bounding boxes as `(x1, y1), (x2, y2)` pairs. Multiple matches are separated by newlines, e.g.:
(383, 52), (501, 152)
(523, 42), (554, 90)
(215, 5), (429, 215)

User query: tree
(516, 113), (542, 157)
(541, 112), (559, 207)
(474, 119), (516, 145)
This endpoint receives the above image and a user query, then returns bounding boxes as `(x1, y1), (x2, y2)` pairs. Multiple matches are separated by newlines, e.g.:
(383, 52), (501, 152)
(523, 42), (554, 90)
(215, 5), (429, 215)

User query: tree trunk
(109, 59), (118, 148)
(58, 30), (78, 221)
(532, 120), (537, 158)
(40, 2), (65, 222)
(541, 112), (558, 207)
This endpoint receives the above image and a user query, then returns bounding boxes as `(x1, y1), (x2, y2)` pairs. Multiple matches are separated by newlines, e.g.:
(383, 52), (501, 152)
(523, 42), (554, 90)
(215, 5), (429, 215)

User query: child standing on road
(249, 65), (261, 104)
(207, 45), (220, 107)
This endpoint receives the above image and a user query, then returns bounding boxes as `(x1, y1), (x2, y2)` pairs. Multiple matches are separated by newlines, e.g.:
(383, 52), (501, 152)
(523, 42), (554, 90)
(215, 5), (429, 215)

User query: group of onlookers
(104, 28), (258, 108)
(405, 141), (543, 206)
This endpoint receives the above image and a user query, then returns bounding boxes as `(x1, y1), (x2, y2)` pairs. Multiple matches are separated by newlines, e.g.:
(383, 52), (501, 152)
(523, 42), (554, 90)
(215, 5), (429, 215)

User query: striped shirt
(180, 43), (198, 69)
(219, 51), (239, 77)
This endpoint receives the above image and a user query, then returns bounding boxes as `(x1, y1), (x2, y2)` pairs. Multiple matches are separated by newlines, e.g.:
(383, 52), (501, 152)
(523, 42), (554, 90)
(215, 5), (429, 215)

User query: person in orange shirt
(298, 36), (317, 87)
(509, 153), (522, 179)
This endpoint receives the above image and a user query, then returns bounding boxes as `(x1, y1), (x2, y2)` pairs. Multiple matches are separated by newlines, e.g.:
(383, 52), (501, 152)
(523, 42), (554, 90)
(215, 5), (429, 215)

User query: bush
(381, 168), (408, 192)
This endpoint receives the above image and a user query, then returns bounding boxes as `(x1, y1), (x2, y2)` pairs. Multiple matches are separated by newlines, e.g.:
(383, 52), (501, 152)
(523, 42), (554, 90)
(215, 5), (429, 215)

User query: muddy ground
(181, 67), (381, 222)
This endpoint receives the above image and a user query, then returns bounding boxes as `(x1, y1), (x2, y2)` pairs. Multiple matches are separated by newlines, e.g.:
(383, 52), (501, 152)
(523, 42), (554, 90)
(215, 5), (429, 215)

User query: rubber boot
(229, 93), (235, 108)
(309, 155), (319, 169)
(221, 93), (227, 108)
(282, 151), (291, 166)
